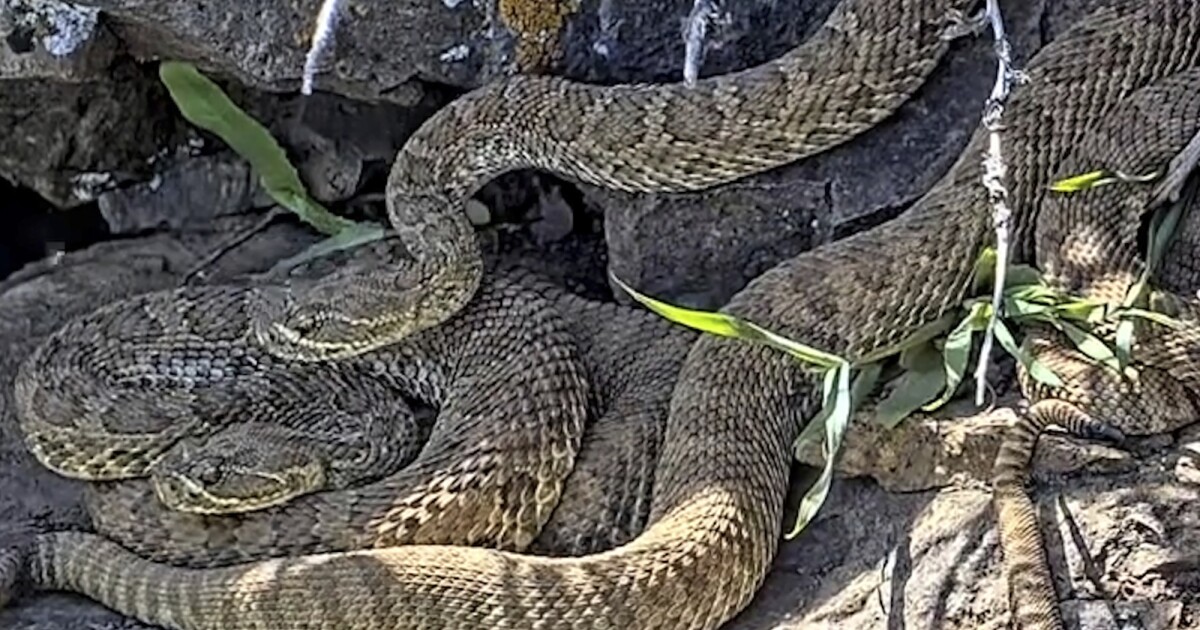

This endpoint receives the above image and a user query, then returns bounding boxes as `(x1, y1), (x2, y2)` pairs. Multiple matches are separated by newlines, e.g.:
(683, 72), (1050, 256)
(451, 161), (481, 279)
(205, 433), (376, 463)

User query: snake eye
(287, 312), (321, 337)
(192, 458), (224, 486)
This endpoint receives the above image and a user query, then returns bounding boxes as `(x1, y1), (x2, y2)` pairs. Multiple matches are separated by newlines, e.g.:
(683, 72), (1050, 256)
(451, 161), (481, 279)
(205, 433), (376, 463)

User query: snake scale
(2, 0), (1200, 629)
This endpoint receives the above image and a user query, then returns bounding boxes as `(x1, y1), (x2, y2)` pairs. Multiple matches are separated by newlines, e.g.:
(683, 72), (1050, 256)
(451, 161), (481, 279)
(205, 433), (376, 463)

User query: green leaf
(1058, 321), (1120, 371)
(1050, 299), (1106, 323)
(856, 312), (958, 365)
(875, 343), (946, 428)
(924, 302), (990, 411)
(971, 246), (998, 293)
(612, 275), (844, 368)
(1118, 307), (1182, 329)
(159, 61), (355, 237)
(851, 363), (883, 410)
(1003, 296), (1055, 319)
(1114, 318), (1135, 370)
(970, 249), (1041, 294)
(1145, 199), (1184, 274)
(992, 318), (1063, 387)
(787, 361), (853, 539)
(1049, 169), (1118, 193)
(269, 222), (388, 275)
(1005, 284), (1061, 305)
(1051, 169), (1159, 193)
(617, 282), (743, 338)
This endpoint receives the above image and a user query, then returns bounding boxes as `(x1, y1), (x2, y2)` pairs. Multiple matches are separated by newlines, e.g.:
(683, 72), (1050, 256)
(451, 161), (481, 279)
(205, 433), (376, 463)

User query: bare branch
(302, 0), (343, 96)
(1150, 127), (1200, 207)
(682, 0), (719, 87)
(973, 0), (1025, 405)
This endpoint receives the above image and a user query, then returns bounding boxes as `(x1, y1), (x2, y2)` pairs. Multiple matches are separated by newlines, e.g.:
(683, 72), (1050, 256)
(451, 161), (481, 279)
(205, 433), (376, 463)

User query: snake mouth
(151, 463), (326, 516)
(257, 318), (388, 362)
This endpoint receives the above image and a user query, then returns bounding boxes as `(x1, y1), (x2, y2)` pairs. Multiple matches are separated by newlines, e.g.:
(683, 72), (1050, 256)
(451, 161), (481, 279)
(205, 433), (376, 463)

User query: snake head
(150, 428), (327, 515)
(249, 263), (473, 362)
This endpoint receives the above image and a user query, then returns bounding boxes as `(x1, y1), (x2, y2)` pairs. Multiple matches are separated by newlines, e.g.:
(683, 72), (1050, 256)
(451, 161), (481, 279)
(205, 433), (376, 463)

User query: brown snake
(991, 68), (1200, 629)
(2, 1), (1199, 629)
(258, 0), (980, 363)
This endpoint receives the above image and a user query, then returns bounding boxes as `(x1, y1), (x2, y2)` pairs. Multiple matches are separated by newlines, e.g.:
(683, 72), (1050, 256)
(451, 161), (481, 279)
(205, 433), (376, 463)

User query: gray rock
(728, 451), (1200, 630)
(0, 0), (116, 81)
(97, 153), (257, 234)
(795, 400), (1138, 494)
(0, 62), (182, 207)
(70, 0), (485, 102)
(1, 1), (185, 207)
(97, 81), (449, 231)
(62, 0), (844, 100)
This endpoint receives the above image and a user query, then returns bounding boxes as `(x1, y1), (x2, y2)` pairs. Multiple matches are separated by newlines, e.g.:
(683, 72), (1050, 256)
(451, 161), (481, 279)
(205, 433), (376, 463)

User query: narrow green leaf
(1051, 168), (1159, 193)
(1050, 299), (1106, 323)
(992, 319), (1063, 387)
(1005, 284), (1061, 305)
(749, 322), (849, 367)
(924, 303), (988, 411)
(613, 276), (745, 339)
(613, 276), (844, 368)
(1114, 170), (1161, 185)
(1122, 278), (1150, 311)
(1118, 307), (1183, 329)
(851, 363), (883, 410)
(1004, 297), (1055, 319)
(971, 246), (998, 293)
(787, 361), (852, 539)
(1145, 199), (1183, 274)
(1114, 318), (1135, 370)
(1058, 321), (1120, 371)
(159, 61), (354, 236)
(1050, 170), (1116, 193)
(269, 222), (388, 275)
(856, 312), (958, 365)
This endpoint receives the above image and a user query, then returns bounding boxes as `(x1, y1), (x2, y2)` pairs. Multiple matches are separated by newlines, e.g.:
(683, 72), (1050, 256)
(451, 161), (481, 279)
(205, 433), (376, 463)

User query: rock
(0, 0), (116, 81)
(727, 453), (1200, 629)
(100, 79), (450, 232)
(0, 61), (184, 207)
(69, 0), (482, 102)
(63, 0), (847, 100)
(97, 153), (257, 233)
(795, 395), (1138, 494)
(465, 198), (492, 226)
(0, 1), (184, 209)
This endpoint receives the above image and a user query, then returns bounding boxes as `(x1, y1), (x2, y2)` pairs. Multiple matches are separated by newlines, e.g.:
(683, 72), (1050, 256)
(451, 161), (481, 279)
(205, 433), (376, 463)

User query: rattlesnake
(990, 68), (1200, 629)
(6, 0), (974, 573)
(258, 0), (980, 363)
(16, 295), (435, 514)
(3, 1), (1199, 629)
(2, 240), (692, 571)
(150, 403), (432, 515)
